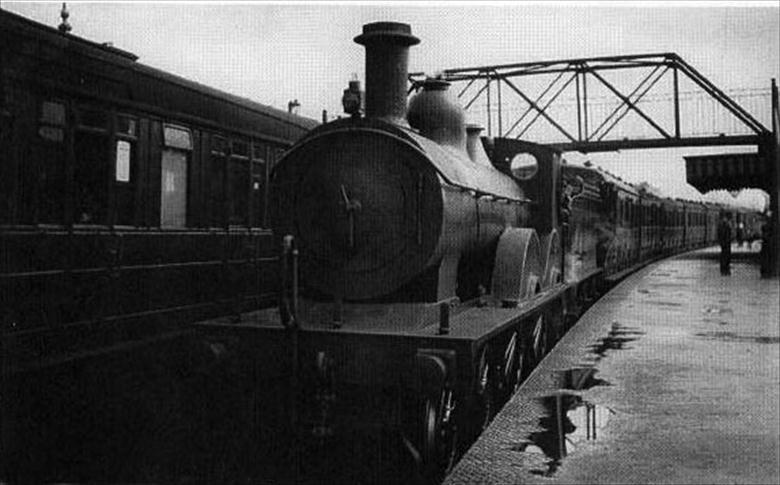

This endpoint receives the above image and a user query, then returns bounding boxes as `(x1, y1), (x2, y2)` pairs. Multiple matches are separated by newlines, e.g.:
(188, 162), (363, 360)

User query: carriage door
(160, 124), (192, 227)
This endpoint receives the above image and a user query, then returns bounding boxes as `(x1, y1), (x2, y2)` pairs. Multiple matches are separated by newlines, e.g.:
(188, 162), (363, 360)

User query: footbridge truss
(409, 53), (772, 152)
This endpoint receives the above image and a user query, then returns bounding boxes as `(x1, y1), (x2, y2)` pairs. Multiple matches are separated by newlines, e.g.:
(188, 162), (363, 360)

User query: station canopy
(684, 152), (768, 193)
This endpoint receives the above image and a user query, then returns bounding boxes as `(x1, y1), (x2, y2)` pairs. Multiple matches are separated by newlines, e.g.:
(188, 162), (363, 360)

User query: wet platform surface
(446, 245), (779, 485)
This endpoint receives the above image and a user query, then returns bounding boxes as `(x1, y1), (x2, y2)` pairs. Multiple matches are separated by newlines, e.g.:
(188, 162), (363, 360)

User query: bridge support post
(764, 79), (780, 278)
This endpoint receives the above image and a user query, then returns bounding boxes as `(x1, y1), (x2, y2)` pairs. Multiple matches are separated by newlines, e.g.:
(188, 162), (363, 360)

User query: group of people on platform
(718, 212), (773, 276)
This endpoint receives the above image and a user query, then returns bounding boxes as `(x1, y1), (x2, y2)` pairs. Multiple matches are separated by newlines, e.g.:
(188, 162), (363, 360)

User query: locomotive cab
(487, 138), (563, 236)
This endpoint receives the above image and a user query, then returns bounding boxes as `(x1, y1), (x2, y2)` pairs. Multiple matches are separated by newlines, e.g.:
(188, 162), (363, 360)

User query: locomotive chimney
(354, 22), (420, 125)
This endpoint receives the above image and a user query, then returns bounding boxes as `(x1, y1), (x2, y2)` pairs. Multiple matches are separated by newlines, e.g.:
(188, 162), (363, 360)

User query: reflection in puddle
(588, 322), (645, 359)
(555, 367), (611, 391)
(512, 393), (615, 477)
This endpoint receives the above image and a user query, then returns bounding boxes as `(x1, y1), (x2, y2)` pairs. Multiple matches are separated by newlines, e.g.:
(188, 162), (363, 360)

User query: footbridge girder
(409, 53), (770, 149)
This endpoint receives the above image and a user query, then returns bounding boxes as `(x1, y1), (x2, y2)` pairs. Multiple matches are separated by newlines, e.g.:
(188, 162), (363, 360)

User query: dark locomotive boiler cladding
(271, 22), (533, 304)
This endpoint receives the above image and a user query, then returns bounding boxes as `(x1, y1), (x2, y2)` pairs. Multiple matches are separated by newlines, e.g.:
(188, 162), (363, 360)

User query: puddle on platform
(646, 300), (683, 307)
(554, 367), (611, 391)
(647, 282), (688, 288)
(702, 306), (734, 316)
(588, 322), (645, 359)
(703, 318), (731, 326)
(650, 272), (672, 277)
(694, 331), (780, 344)
(511, 392), (615, 477)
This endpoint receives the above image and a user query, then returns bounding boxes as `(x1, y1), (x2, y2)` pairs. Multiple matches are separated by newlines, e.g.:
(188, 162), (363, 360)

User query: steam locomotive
(196, 21), (763, 483)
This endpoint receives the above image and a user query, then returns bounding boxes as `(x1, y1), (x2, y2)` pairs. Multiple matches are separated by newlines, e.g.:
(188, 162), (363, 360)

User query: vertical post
(280, 235), (301, 483)
(555, 393), (566, 458)
(107, 115), (117, 229)
(575, 69), (582, 142)
(486, 73), (492, 137)
(586, 402), (592, 439)
(767, 78), (780, 277)
(497, 73), (503, 137)
(262, 145), (271, 228)
(582, 67), (589, 140)
(65, 102), (76, 227)
(673, 64), (681, 139)
(292, 243), (300, 318)
(438, 301), (450, 335)
(224, 141), (232, 229)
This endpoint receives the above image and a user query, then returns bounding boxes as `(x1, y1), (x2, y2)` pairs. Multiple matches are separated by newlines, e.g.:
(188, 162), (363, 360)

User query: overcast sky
(5, 1), (778, 207)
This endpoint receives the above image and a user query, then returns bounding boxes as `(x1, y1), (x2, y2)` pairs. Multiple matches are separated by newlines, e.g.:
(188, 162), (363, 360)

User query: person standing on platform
(760, 215), (772, 277)
(736, 221), (745, 247)
(717, 212), (732, 276)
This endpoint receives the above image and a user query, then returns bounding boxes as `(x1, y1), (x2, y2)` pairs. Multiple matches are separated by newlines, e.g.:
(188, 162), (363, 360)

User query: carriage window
(72, 106), (112, 224)
(74, 131), (108, 224)
(40, 101), (65, 125)
(164, 125), (192, 150)
(77, 108), (109, 131)
(232, 139), (249, 159)
(36, 101), (67, 222)
(117, 116), (137, 137)
(39, 100), (65, 142)
(161, 124), (192, 227)
(509, 153), (538, 180)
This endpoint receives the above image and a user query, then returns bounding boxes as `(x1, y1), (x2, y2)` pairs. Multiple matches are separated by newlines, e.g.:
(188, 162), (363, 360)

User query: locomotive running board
(418, 283), (571, 343)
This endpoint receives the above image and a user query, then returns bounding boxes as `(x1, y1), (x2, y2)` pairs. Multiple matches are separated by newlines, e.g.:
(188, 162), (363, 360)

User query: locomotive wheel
(474, 347), (498, 431)
(492, 228), (543, 305)
(503, 331), (527, 395)
(421, 389), (458, 482)
(530, 314), (548, 365)
(540, 230), (562, 289)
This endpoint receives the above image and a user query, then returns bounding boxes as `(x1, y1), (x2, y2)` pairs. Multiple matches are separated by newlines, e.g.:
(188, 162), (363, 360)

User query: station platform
(445, 245), (779, 485)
